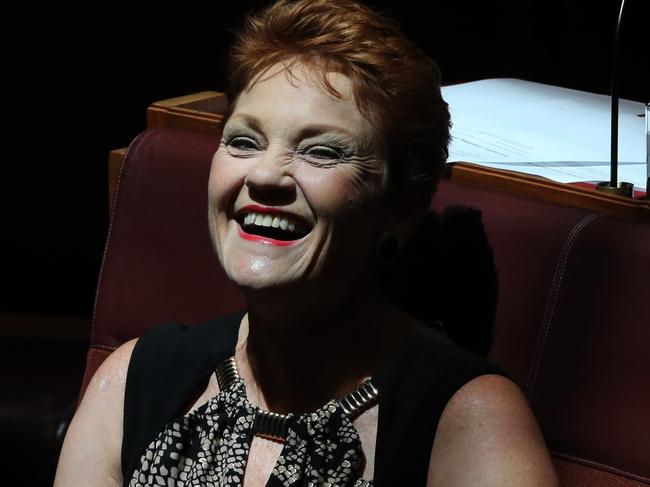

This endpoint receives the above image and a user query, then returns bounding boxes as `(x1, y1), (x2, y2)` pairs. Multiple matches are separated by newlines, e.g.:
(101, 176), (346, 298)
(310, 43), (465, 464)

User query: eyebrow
(227, 113), (355, 139)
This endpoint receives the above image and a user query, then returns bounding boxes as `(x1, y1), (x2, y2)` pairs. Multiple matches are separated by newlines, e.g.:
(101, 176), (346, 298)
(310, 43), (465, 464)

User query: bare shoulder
(427, 374), (559, 487)
(54, 338), (139, 487)
(81, 339), (138, 402)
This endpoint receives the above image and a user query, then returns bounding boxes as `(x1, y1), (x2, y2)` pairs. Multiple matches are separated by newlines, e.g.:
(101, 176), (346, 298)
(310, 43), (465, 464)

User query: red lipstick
(237, 226), (298, 246)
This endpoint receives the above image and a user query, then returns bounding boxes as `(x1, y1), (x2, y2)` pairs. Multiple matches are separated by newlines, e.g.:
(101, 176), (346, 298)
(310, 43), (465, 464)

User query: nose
(245, 146), (296, 204)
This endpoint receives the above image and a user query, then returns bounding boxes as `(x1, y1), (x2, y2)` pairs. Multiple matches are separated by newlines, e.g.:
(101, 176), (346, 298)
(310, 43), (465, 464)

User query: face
(208, 61), (393, 300)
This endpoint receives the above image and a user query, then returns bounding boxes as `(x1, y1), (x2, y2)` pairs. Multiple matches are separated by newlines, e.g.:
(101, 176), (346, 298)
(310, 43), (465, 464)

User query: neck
(234, 280), (421, 414)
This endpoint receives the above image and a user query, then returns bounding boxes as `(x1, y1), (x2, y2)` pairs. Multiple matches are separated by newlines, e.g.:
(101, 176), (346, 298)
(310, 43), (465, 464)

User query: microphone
(596, 0), (634, 197)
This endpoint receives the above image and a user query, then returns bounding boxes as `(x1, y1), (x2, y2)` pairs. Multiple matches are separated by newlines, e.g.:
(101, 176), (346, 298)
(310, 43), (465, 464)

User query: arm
(54, 339), (138, 487)
(427, 374), (559, 487)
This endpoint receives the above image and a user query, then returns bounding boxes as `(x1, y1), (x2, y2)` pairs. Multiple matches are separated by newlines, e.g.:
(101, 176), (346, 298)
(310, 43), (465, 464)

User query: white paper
(441, 78), (648, 189)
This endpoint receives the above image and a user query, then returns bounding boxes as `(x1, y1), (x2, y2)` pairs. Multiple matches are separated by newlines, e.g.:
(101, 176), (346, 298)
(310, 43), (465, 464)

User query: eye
(305, 145), (343, 160)
(227, 136), (258, 151)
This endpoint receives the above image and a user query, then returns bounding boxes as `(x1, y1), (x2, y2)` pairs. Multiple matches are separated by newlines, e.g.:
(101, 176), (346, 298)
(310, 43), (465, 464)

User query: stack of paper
(441, 78), (647, 189)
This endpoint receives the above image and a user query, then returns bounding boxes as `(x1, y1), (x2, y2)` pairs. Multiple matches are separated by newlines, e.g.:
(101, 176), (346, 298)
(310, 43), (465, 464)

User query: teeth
(241, 211), (309, 235)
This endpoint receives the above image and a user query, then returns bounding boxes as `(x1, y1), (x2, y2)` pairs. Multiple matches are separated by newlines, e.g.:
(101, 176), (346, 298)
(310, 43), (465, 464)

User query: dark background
(3, 0), (648, 320)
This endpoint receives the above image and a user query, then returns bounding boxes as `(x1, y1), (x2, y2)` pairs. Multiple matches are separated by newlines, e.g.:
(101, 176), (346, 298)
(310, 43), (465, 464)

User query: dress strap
(121, 310), (244, 483)
(371, 325), (506, 487)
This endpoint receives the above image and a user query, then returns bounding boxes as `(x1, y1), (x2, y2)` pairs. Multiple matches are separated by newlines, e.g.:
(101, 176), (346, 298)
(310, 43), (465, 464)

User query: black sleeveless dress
(122, 311), (504, 487)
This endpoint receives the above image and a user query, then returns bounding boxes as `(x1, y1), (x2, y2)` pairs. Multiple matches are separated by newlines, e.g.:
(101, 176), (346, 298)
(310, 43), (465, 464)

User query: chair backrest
(83, 127), (650, 486)
(81, 128), (245, 394)
(432, 182), (650, 486)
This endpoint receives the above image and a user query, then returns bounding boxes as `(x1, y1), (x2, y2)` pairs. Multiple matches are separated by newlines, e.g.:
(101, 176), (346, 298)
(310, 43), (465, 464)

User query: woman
(55, 0), (558, 485)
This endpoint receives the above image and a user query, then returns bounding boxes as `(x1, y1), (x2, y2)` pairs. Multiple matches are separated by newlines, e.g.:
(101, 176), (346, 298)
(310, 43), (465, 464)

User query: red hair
(225, 0), (451, 203)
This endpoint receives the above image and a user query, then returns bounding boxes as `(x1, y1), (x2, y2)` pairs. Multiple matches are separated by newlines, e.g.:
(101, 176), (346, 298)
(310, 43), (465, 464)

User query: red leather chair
(432, 183), (650, 486)
(81, 127), (650, 486)
(82, 128), (245, 385)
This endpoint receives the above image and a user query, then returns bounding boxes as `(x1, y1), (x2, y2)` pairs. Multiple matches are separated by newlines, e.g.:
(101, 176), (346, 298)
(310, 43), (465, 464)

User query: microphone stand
(646, 102), (650, 199)
(596, 0), (634, 197)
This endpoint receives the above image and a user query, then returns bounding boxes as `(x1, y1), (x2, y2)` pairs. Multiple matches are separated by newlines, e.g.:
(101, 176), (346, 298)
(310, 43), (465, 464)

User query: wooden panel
(146, 91), (227, 135)
(446, 162), (650, 221)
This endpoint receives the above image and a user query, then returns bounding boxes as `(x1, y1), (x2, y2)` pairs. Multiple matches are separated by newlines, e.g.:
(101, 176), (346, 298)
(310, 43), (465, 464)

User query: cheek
(207, 152), (243, 253)
(296, 164), (385, 219)
(207, 152), (245, 268)
(208, 151), (243, 212)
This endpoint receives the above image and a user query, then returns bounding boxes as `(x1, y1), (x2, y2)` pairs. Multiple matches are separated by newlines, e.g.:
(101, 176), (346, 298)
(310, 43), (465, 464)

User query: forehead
(228, 61), (377, 137)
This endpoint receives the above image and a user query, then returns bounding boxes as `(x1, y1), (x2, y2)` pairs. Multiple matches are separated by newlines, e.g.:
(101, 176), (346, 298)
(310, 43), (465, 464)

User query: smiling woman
(54, 1), (558, 486)
(208, 63), (391, 297)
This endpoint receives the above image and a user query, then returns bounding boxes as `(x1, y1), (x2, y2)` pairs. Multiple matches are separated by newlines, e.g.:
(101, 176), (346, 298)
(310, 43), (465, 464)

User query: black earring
(377, 233), (402, 266)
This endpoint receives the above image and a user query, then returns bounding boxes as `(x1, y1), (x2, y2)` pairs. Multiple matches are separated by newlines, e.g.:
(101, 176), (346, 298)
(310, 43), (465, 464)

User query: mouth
(234, 209), (312, 242)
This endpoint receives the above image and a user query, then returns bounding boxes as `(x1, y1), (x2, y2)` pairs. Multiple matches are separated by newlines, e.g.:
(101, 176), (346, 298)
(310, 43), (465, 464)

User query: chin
(222, 257), (298, 295)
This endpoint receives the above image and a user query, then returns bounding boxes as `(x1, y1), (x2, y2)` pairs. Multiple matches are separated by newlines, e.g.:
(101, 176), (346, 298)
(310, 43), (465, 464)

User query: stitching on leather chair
(551, 450), (650, 484)
(90, 343), (118, 352)
(524, 213), (602, 401)
(89, 129), (157, 348)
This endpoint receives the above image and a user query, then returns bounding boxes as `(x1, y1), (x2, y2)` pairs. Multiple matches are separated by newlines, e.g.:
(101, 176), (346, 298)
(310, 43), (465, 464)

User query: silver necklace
(215, 357), (379, 441)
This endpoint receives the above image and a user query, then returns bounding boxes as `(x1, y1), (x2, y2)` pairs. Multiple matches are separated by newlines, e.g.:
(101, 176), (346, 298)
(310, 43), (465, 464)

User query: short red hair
(225, 0), (451, 203)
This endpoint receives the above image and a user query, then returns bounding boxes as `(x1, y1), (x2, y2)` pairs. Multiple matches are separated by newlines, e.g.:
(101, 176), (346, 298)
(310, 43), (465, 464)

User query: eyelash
(225, 136), (258, 151)
(297, 145), (344, 160)
(223, 134), (346, 161)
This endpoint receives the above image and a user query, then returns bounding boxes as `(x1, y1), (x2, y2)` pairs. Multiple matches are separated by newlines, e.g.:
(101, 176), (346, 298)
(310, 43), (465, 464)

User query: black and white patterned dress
(127, 357), (376, 487)
(121, 311), (504, 486)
